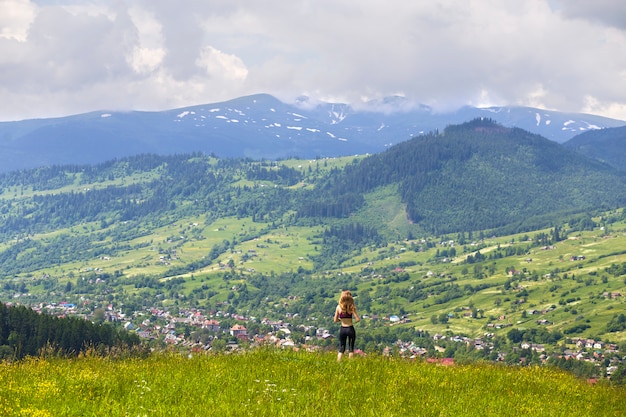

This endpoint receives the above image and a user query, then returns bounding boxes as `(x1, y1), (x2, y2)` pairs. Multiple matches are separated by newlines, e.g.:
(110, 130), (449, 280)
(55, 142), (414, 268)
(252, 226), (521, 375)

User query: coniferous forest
(0, 302), (140, 359)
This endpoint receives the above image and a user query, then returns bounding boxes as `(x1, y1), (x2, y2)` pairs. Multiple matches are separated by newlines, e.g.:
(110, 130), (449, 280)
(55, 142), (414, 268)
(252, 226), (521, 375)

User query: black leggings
(339, 325), (356, 353)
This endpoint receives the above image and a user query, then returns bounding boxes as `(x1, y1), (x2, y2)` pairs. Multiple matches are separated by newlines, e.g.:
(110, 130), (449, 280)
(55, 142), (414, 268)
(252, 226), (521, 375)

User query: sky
(1, 0), (625, 122)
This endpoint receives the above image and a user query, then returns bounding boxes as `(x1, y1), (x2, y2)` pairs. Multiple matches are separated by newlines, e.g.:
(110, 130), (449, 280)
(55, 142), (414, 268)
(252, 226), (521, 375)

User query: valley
(1, 120), (626, 379)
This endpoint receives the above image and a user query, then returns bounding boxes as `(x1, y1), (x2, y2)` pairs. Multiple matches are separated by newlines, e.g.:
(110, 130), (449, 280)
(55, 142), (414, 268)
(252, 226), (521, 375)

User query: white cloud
(128, 46), (165, 75)
(0, 0), (37, 41)
(0, 0), (625, 121)
(583, 96), (626, 120)
(196, 46), (248, 81)
(127, 6), (163, 50)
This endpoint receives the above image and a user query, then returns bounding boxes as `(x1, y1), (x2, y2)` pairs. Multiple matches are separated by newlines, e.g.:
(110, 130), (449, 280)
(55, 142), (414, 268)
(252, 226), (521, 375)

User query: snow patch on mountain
(1, 93), (625, 174)
(328, 105), (348, 124)
(480, 107), (503, 114)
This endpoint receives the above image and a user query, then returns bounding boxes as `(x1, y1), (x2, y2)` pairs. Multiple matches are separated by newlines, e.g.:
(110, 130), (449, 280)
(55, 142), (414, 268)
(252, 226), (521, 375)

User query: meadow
(2, 349), (625, 416)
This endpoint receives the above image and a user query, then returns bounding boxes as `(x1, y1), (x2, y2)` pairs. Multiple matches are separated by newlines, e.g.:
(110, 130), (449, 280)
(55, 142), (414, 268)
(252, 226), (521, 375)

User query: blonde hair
(338, 290), (356, 314)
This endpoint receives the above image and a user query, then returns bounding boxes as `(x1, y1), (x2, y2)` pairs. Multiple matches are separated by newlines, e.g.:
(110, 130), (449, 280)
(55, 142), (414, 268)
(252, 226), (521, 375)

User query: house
(278, 339), (296, 348)
(521, 342), (545, 352)
(316, 328), (329, 337)
(230, 324), (248, 339)
(203, 319), (221, 332)
(603, 292), (622, 299)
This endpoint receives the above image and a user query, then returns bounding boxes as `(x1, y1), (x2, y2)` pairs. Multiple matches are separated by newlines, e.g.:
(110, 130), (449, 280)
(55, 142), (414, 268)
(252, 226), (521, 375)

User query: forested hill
(302, 119), (626, 234)
(564, 125), (626, 172)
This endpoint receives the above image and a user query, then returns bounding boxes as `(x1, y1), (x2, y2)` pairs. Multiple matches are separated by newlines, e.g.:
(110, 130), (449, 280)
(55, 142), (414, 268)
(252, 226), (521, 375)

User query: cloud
(556, 0), (626, 31)
(0, 0), (37, 41)
(0, 0), (625, 121)
(196, 46), (248, 81)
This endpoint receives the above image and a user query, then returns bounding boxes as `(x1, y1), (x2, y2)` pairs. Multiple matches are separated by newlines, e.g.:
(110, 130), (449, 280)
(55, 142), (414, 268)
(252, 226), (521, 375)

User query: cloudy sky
(1, 0), (625, 122)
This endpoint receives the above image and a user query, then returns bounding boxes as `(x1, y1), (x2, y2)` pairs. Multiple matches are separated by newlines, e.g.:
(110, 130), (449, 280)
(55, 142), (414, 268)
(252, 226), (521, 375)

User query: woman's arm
(353, 308), (361, 323)
(333, 306), (340, 322)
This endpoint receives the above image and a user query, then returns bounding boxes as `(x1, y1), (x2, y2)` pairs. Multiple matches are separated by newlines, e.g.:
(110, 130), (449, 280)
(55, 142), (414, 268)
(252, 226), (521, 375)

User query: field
(1, 349), (625, 416)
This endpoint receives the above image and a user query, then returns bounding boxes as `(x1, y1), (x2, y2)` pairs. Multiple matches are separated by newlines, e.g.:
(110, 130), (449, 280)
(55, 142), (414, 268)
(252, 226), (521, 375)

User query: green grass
(1, 349), (625, 416)
(0, 170), (160, 201)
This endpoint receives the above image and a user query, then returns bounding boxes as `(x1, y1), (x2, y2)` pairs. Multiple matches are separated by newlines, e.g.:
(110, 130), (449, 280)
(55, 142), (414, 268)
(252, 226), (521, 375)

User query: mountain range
(1, 94), (625, 174)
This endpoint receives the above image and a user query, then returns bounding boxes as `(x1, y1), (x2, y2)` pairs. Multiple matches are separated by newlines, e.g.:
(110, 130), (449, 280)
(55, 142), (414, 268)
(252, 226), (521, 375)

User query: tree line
(0, 302), (140, 360)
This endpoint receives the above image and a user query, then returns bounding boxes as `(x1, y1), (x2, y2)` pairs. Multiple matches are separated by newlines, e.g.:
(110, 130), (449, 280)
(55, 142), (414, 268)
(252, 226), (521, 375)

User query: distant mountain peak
(0, 94), (624, 174)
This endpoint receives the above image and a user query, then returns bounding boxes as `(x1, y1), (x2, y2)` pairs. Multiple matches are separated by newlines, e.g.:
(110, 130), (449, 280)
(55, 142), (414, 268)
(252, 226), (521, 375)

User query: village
(20, 299), (625, 380)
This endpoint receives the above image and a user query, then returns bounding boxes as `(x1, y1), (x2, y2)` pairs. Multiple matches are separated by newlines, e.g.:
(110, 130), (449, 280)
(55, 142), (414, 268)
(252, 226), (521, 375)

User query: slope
(304, 119), (626, 234)
(564, 125), (626, 172)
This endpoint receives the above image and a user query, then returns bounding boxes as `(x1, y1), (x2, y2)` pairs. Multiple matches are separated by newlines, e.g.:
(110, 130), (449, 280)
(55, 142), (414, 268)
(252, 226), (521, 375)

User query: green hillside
(565, 125), (626, 172)
(307, 118), (626, 234)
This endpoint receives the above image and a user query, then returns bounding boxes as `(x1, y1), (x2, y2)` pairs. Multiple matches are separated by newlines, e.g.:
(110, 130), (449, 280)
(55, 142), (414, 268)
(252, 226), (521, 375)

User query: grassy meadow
(12, 205), (626, 342)
(2, 349), (625, 416)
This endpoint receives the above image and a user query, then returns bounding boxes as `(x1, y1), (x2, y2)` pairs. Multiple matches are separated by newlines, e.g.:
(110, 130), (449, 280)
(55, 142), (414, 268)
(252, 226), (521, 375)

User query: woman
(333, 290), (361, 361)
